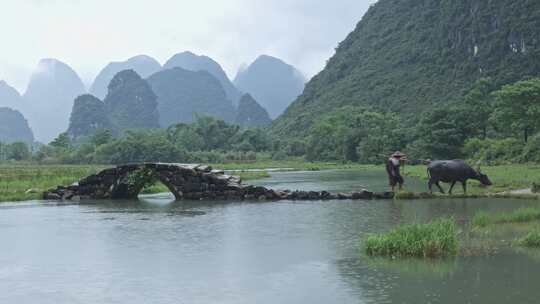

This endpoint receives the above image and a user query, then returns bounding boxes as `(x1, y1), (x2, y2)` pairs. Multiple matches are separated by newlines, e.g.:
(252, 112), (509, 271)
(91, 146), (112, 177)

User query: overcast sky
(0, 0), (376, 92)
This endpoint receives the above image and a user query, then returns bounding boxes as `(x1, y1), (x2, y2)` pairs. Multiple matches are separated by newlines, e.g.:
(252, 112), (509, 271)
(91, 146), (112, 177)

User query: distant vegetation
(2, 116), (271, 165)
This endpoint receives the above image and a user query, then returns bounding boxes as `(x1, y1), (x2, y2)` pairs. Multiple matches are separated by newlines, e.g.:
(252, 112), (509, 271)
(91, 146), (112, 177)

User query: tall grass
(364, 218), (459, 258)
(473, 208), (540, 227)
(516, 230), (540, 248)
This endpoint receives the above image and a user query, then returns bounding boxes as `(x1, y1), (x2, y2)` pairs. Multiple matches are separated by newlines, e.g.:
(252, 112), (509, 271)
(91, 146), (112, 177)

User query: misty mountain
(235, 94), (272, 128)
(234, 55), (305, 119)
(0, 81), (23, 112)
(90, 55), (162, 99)
(23, 58), (86, 143)
(272, 0), (540, 138)
(0, 107), (34, 144)
(163, 51), (241, 105)
(104, 70), (160, 131)
(67, 94), (112, 140)
(147, 67), (235, 127)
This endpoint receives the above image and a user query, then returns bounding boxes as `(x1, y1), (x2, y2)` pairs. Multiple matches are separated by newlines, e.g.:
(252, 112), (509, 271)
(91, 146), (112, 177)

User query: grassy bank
(0, 165), (104, 202)
(211, 159), (375, 171)
(364, 218), (459, 258)
(404, 164), (540, 194)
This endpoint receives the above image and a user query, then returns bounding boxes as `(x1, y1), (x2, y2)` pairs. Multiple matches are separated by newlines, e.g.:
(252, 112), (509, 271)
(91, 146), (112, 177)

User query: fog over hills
(164, 52), (242, 105)
(0, 107), (34, 144)
(147, 67), (236, 127)
(0, 80), (23, 112)
(90, 55), (162, 99)
(234, 55), (305, 119)
(23, 59), (86, 143)
(235, 93), (272, 128)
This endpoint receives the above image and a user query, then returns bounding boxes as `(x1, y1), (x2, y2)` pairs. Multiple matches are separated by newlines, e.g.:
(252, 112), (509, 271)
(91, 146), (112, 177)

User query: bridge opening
(115, 167), (178, 200)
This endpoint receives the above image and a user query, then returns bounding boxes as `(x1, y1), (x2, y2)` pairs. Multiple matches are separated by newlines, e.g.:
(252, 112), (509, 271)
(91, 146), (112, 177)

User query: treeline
(300, 77), (540, 164)
(0, 116), (272, 164)
(2, 77), (539, 165)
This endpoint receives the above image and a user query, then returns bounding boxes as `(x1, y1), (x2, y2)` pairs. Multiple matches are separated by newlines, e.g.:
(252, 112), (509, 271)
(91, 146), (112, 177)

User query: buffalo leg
(462, 181), (467, 194)
(435, 182), (445, 194)
(428, 179), (433, 194)
(449, 181), (456, 195)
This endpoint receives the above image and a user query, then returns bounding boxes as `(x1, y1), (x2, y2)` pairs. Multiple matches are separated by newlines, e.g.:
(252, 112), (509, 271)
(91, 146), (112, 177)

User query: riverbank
(0, 161), (379, 202)
(403, 164), (540, 195)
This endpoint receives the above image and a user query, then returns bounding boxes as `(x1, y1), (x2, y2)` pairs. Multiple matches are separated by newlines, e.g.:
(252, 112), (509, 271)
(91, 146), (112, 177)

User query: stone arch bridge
(43, 163), (394, 201)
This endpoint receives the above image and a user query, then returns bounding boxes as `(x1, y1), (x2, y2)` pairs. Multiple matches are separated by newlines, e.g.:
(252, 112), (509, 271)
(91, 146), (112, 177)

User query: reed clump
(364, 218), (458, 258)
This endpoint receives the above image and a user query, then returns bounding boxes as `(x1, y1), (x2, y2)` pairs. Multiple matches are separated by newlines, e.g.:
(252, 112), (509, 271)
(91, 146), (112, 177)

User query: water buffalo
(427, 160), (492, 194)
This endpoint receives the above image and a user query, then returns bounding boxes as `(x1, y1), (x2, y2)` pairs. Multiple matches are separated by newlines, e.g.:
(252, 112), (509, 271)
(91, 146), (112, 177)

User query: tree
(412, 106), (473, 159)
(6, 142), (31, 161)
(50, 133), (72, 149)
(94, 129), (188, 164)
(191, 116), (240, 150)
(90, 129), (113, 147)
(491, 78), (540, 142)
(305, 106), (404, 163)
(461, 78), (495, 139)
(233, 128), (271, 152)
(166, 123), (205, 151)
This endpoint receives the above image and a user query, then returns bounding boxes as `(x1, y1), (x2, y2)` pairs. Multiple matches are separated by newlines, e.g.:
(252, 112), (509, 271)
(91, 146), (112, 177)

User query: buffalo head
(477, 171), (492, 186)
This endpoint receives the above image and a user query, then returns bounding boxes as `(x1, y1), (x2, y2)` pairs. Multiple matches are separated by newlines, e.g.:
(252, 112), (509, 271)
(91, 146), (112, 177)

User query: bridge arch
(71, 163), (245, 200)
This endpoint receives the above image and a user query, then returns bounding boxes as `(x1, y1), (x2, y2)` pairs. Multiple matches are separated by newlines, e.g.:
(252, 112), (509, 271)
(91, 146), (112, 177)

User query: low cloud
(0, 0), (376, 92)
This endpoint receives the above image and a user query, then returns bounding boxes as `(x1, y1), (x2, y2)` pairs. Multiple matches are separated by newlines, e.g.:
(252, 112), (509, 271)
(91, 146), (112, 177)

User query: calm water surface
(1, 170), (540, 303)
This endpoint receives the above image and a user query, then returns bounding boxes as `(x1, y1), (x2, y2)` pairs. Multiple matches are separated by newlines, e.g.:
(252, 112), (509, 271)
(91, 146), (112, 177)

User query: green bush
(364, 218), (458, 258)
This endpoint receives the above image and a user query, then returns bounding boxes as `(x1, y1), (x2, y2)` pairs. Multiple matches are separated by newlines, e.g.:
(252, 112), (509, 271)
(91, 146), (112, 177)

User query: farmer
(386, 151), (406, 192)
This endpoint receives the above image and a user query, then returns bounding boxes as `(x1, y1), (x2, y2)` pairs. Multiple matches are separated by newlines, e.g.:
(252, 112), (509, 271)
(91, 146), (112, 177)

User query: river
(1, 170), (540, 303)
